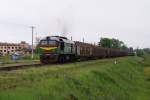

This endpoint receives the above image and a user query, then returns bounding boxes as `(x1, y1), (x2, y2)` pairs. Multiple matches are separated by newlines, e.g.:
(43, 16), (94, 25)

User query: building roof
(0, 42), (20, 46)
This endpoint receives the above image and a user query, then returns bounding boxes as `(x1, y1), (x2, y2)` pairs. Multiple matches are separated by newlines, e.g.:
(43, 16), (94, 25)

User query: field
(0, 55), (150, 100)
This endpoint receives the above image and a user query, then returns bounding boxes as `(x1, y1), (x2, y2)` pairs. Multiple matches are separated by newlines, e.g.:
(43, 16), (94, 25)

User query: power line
(0, 21), (30, 28)
(0, 21), (36, 60)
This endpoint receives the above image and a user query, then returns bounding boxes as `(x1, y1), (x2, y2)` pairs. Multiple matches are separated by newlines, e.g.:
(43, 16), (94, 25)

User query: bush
(135, 49), (144, 57)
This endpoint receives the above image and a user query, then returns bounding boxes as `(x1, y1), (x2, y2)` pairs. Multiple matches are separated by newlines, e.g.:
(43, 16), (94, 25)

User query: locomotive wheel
(40, 59), (48, 64)
(59, 56), (65, 63)
(70, 55), (76, 62)
(40, 57), (50, 64)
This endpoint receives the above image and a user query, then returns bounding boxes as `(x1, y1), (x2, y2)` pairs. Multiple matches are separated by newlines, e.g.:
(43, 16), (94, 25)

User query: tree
(135, 49), (144, 57)
(111, 38), (124, 49)
(121, 45), (128, 51)
(99, 37), (127, 49)
(143, 48), (150, 54)
(99, 38), (112, 48)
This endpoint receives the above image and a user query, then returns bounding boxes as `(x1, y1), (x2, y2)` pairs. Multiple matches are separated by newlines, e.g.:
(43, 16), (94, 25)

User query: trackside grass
(0, 56), (149, 100)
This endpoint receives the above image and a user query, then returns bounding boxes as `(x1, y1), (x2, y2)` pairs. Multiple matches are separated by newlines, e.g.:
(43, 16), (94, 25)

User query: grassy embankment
(0, 55), (149, 100)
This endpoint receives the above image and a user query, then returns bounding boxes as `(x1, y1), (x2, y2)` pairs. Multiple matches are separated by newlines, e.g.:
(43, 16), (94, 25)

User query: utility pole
(31, 26), (35, 60)
(83, 38), (85, 43)
(35, 32), (38, 45)
(71, 36), (72, 40)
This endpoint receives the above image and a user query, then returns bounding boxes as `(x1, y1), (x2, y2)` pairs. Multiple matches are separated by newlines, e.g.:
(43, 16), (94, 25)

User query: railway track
(0, 59), (85, 71)
(0, 63), (43, 71)
(0, 57), (123, 71)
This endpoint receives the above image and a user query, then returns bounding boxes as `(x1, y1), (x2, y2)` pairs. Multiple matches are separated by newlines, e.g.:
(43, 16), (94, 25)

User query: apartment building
(0, 41), (29, 56)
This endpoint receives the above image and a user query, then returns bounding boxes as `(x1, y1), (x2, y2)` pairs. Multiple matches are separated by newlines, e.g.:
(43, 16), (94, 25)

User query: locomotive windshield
(40, 40), (47, 45)
(40, 40), (58, 46)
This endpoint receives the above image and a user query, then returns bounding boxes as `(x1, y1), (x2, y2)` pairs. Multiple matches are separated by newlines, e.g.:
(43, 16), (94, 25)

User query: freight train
(37, 36), (128, 63)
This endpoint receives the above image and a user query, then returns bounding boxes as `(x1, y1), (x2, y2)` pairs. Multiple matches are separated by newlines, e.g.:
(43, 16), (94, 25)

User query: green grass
(0, 54), (39, 66)
(142, 54), (150, 89)
(21, 54), (39, 60)
(0, 56), (149, 100)
(0, 56), (12, 63)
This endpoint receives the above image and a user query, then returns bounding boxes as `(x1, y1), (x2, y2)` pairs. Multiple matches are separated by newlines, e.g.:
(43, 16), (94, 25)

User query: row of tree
(98, 37), (150, 56)
(134, 48), (150, 56)
(98, 37), (131, 51)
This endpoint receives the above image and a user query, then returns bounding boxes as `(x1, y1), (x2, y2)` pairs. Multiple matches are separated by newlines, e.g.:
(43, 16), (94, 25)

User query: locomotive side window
(71, 44), (73, 53)
(59, 39), (64, 50)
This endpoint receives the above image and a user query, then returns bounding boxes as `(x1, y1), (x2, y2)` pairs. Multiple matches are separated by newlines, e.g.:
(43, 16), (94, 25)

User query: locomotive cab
(38, 36), (75, 63)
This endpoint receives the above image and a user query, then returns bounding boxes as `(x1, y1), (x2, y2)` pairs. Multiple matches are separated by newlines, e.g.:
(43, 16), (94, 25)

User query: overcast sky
(0, 0), (149, 48)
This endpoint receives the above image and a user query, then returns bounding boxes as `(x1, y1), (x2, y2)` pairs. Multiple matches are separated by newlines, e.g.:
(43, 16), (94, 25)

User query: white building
(0, 41), (29, 56)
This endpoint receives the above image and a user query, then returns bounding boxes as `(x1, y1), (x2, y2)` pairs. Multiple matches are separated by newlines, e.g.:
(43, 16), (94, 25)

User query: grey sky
(0, 0), (149, 48)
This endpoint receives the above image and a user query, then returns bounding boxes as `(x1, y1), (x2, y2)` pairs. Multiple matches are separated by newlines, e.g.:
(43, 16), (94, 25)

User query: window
(4, 50), (6, 52)
(71, 44), (73, 53)
(49, 41), (57, 45)
(40, 40), (47, 45)
(12, 47), (14, 49)
(40, 40), (57, 46)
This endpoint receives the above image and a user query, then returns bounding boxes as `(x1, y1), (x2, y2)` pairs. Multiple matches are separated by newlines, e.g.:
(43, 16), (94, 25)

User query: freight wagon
(37, 36), (128, 63)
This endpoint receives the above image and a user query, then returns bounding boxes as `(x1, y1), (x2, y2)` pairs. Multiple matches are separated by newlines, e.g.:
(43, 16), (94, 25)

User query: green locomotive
(37, 36), (76, 63)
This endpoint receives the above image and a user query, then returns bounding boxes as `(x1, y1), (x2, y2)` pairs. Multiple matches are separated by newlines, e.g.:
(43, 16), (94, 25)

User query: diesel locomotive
(37, 36), (128, 63)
